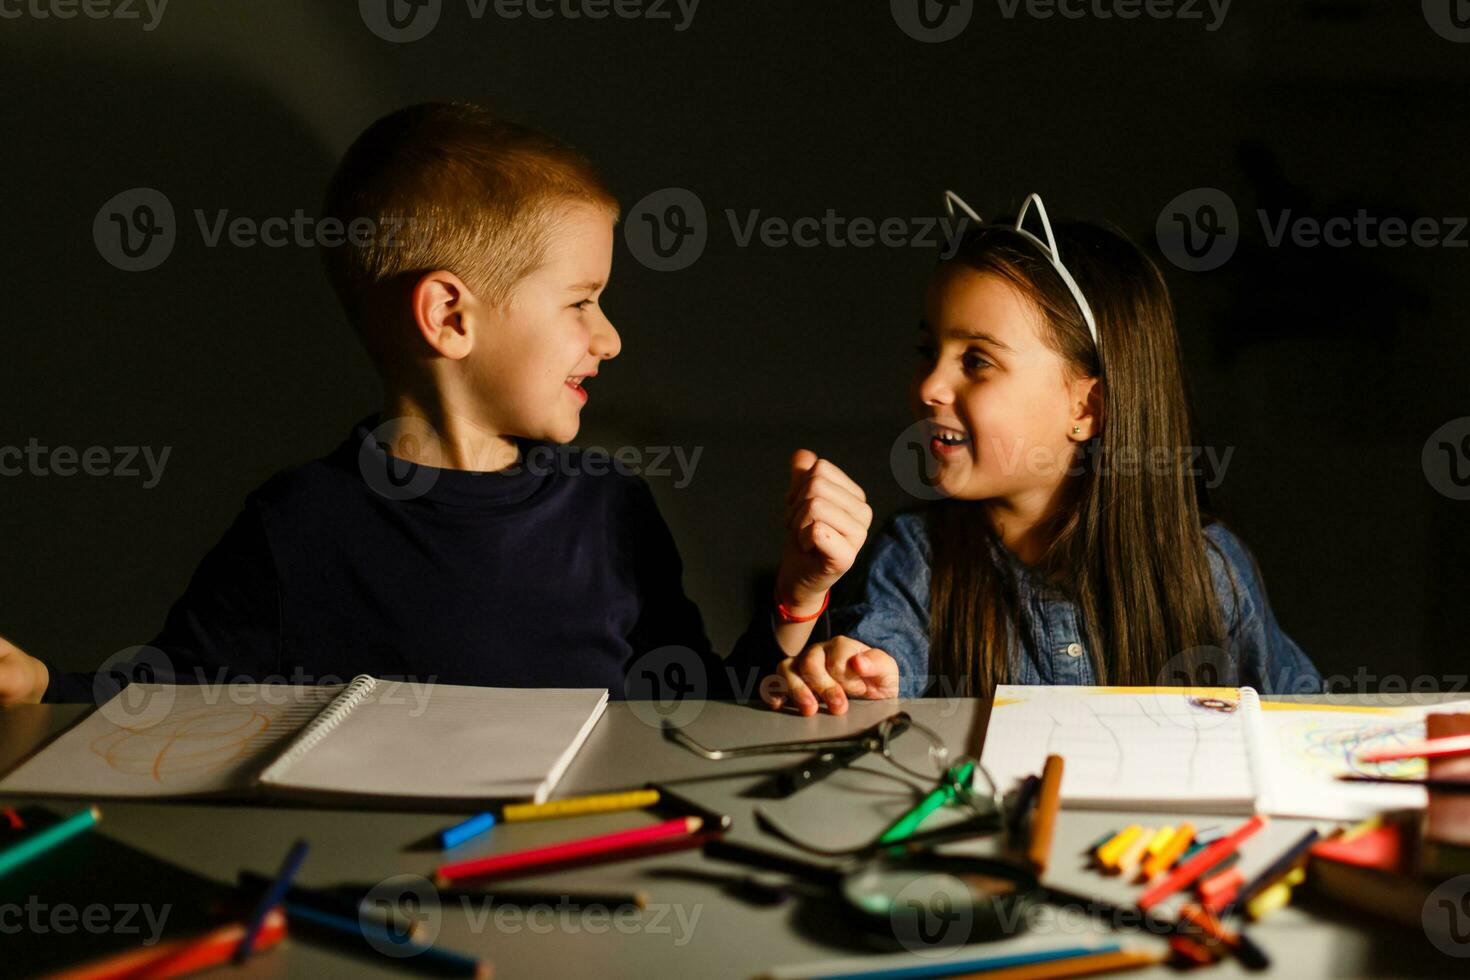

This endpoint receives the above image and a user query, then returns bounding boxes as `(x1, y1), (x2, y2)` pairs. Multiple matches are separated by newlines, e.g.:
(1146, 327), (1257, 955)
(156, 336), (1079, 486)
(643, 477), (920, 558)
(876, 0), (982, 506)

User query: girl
(763, 193), (1323, 715)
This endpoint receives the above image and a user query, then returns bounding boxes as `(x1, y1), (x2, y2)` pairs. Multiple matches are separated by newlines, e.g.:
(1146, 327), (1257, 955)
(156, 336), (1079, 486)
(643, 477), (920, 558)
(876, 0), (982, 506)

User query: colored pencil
(283, 901), (489, 978)
(436, 816), (703, 884)
(1137, 815), (1267, 911)
(440, 812), (497, 849)
(0, 805), (99, 880)
(1221, 828), (1319, 918)
(2, 806), (23, 830)
(878, 761), (976, 845)
(953, 947), (1164, 980)
(1356, 732), (1470, 763)
(1337, 774), (1470, 792)
(238, 871), (417, 937)
(755, 943), (1123, 980)
(48, 909), (288, 980)
(1026, 755), (1065, 873)
(501, 788), (659, 822)
(1095, 825), (1142, 870)
(234, 838), (309, 962)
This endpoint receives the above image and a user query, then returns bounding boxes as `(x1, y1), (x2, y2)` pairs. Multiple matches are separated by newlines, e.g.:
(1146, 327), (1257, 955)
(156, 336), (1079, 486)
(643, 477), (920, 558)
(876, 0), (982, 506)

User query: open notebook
(980, 685), (1470, 820)
(0, 676), (608, 808)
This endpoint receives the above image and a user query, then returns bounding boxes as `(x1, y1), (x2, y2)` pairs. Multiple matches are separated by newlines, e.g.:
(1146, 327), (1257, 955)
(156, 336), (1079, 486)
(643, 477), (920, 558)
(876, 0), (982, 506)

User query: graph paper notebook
(980, 685), (1470, 820)
(0, 676), (608, 809)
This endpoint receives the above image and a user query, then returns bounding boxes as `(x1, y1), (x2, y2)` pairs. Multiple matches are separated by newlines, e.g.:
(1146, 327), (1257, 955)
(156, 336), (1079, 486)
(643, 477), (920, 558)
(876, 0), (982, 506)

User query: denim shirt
(829, 511), (1323, 698)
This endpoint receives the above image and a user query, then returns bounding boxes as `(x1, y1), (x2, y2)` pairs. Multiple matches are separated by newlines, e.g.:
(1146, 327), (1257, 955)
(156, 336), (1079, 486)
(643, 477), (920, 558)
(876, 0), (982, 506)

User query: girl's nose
(916, 366), (954, 407)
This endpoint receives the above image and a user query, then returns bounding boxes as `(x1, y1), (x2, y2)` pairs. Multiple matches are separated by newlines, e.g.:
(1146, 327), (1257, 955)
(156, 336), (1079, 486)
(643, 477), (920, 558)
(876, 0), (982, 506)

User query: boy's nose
(591, 314), (621, 361)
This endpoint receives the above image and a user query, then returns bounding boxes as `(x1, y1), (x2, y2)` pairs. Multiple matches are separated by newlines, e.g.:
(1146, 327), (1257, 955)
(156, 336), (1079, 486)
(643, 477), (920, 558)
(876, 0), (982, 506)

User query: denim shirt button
(1064, 642), (1083, 658)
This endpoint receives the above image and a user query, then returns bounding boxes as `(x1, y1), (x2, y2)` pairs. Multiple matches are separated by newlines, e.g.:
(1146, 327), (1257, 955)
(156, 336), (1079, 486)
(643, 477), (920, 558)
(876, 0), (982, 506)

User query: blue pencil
(439, 811), (496, 849)
(234, 838), (310, 962)
(760, 943), (1123, 980)
(283, 900), (490, 977)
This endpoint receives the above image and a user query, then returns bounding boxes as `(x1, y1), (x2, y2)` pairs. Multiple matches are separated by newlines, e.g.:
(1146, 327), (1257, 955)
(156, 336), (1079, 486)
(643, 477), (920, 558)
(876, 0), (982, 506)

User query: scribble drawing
(89, 705), (274, 782)
(1278, 719), (1428, 780)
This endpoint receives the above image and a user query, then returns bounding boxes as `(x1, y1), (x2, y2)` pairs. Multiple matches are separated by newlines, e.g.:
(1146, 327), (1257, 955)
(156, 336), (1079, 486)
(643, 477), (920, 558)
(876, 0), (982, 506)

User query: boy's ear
(411, 270), (475, 360)
(1071, 375), (1104, 440)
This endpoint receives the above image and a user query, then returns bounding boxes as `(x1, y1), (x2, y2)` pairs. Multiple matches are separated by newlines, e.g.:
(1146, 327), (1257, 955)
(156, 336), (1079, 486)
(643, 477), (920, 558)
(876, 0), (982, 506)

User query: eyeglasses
(664, 713), (1007, 858)
(943, 190), (1101, 359)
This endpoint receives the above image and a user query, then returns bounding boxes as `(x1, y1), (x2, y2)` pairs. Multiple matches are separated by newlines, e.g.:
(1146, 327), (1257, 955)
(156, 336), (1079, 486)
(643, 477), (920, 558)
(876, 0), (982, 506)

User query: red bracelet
(775, 590), (830, 624)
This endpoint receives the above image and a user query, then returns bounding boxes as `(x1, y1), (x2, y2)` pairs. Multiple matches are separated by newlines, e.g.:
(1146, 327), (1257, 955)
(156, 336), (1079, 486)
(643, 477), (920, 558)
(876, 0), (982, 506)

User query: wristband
(775, 590), (829, 624)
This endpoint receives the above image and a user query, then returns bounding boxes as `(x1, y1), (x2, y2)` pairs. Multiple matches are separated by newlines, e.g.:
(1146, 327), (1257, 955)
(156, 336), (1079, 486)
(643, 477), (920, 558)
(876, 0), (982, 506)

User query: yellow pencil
(501, 788), (660, 823)
(1114, 829), (1156, 877)
(1095, 825), (1142, 870)
(1141, 821), (1195, 879)
(1145, 826), (1176, 859)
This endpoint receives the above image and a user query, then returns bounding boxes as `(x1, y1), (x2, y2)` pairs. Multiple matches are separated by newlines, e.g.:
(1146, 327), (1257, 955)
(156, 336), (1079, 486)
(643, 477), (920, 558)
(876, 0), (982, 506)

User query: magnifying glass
(703, 839), (1041, 949)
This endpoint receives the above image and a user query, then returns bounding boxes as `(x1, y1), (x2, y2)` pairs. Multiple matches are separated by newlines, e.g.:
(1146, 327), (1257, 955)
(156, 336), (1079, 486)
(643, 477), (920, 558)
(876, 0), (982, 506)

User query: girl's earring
(1072, 426), (1081, 435)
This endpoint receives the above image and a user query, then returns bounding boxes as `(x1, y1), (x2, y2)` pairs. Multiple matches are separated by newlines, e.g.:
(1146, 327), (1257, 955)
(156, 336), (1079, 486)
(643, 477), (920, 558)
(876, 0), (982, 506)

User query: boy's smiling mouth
(565, 372), (595, 404)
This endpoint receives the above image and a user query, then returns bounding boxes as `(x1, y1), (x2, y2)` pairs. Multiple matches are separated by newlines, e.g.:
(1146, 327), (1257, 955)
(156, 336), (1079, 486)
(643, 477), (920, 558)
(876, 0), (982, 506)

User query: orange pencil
(1026, 755), (1065, 873)
(44, 909), (287, 980)
(953, 947), (1164, 980)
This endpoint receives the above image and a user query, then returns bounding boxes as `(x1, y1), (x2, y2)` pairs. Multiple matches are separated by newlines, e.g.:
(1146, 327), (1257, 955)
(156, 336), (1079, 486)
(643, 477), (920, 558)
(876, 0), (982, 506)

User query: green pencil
(878, 761), (975, 845)
(0, 805), (100, 879)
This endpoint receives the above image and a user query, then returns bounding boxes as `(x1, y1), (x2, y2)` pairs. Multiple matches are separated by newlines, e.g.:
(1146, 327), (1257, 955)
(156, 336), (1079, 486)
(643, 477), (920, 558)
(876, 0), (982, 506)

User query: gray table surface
(3, 695), (1467, 979)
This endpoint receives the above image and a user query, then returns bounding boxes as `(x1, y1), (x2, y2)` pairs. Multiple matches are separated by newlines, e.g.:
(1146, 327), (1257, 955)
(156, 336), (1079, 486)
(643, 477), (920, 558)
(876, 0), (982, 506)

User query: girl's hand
(774, 449), (872, 615)
(0, 634), (48, 706)
(762, 636), (899, 716)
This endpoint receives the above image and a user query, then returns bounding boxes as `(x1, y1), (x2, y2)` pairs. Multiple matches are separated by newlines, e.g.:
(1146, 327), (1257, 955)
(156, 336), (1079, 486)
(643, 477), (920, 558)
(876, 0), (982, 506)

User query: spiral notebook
(0, 676), (609, 808)
(980, 685), (1470, 820)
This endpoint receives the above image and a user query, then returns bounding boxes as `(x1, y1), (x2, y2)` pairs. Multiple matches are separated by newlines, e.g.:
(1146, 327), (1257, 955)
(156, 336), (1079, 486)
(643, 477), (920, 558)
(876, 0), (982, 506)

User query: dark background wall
(2, 1), (1467, 689)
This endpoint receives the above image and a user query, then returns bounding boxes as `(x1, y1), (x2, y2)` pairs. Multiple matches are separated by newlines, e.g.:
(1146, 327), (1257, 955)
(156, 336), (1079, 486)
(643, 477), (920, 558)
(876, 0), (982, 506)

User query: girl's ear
(1070, 375), (1104, 440)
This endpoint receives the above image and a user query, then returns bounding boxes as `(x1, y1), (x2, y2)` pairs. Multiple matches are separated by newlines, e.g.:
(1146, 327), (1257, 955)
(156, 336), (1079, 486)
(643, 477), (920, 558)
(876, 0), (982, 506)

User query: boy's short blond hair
(321, 103), (618, 357)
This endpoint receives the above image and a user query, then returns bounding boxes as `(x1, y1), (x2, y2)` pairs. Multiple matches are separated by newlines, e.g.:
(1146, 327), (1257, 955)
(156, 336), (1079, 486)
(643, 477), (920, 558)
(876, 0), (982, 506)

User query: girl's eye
(573, 299), (595, 311)
(963, 351), (992, 372)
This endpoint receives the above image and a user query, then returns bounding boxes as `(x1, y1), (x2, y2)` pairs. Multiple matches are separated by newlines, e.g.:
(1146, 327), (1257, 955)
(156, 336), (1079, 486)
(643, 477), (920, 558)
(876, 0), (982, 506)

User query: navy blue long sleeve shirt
(41, 418), (778, 703)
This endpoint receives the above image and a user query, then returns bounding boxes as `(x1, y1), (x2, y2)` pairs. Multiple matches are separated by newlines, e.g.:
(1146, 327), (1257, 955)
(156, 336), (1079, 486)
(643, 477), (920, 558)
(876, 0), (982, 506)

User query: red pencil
(1138, 815), (1267, 911)
(45, 909), (287, 980)
(436, 816), (704, 884)
(1357, 732), (1470, 764)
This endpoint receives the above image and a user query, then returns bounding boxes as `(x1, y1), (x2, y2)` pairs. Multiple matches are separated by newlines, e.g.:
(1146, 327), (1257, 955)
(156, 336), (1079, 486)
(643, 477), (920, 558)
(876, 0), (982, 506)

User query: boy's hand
(0, 634), (48, 706)
(762, 636), (899, 716)
(774, 449), (872, 615)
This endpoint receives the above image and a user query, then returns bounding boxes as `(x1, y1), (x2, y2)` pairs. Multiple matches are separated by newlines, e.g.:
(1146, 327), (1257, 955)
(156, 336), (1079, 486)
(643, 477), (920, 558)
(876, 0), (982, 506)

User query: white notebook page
(0, 683), (340, 798)
(981, 685), (1257, 812)
(259, 680), (609, 803)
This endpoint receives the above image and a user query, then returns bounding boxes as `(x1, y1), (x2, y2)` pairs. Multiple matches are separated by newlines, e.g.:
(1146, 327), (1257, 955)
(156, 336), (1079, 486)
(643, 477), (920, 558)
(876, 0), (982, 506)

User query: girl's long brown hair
(927, 218), (1234, 696)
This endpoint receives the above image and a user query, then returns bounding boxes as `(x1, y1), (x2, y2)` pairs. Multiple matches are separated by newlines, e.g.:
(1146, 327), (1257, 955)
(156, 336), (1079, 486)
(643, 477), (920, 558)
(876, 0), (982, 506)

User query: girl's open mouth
(927, 422), (970, 457)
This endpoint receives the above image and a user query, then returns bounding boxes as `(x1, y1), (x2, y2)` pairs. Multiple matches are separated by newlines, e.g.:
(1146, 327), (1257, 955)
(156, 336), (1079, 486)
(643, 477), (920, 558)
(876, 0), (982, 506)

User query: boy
(0, 103), (867, 704)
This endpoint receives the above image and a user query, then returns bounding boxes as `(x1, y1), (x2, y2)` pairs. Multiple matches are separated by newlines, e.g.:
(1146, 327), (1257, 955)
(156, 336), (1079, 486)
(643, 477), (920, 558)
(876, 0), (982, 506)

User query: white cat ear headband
(943, 191), (1101, 357)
